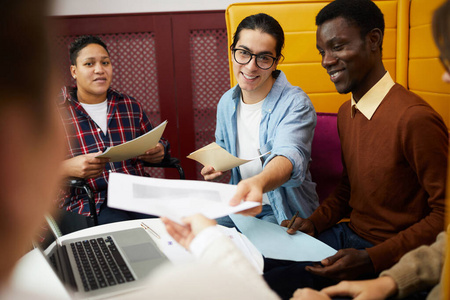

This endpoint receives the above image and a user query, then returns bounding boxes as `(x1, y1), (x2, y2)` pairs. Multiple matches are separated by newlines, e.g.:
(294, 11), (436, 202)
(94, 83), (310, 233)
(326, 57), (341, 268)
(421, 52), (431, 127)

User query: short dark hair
(316, 0), (385, 51)
(69, 35), (109, 65)
(432, 0), (450, 62)
(231, 13), (284, 78)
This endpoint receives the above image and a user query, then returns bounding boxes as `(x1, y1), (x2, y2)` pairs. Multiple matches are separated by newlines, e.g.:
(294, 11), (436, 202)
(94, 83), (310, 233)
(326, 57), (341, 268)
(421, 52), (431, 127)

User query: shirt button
(97, 128), (101, 132)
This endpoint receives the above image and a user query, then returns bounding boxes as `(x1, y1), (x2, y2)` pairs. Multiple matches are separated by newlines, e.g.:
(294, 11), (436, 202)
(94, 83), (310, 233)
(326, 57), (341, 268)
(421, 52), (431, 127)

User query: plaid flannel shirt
(57, 86), (169, 215)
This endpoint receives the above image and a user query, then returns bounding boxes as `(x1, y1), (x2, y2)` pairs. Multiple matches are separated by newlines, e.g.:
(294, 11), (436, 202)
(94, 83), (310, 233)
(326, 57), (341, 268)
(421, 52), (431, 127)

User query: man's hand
(161, 214), (217, 250)
(201, 165), (226, 181)
(306, 249), (375, 281)
(61, 151), (109, 179)
(321, 277), (398, 300)
(281, 217), (316, 236)
(290, 288), (331, 300)
(138, 142), (165, 163)
(229, 177), (263, 216)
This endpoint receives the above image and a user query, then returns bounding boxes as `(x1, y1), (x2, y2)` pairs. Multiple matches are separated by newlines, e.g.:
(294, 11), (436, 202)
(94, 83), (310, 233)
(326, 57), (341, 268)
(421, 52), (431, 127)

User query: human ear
(70, 64), (77, 79)
(368, 28), (383, 52)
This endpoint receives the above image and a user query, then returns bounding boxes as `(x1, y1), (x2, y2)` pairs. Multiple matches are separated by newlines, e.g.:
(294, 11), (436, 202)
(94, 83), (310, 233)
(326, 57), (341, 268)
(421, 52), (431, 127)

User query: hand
(138, 142), (165, 163)
(229, 177), (263, 216)
(201, 165), (225, 181)
(306, 249), (375, 281)
(321, 277), (398, 300)
(61, 151), (109, 179)
(290, 288), (331, 300)
(161, 214), (217, 249)
(281, 217), (316, 236)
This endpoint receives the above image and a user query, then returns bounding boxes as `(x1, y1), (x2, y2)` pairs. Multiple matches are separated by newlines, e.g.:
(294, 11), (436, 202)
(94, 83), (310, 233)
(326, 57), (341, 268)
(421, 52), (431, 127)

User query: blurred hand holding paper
(230, 214), (337, 262)
(108, 172), (259, 224)
(187, 142), (269, 172)
(96, 120), (167, 162)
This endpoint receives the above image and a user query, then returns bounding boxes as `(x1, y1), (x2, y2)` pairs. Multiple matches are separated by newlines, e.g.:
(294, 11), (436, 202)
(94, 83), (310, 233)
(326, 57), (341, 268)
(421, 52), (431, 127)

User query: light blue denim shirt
(215, 71), (319, 223)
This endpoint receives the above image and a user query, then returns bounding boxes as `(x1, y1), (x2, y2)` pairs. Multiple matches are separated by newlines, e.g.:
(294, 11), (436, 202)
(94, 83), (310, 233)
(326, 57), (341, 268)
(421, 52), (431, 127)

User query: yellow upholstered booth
(409, 0), (450, 126)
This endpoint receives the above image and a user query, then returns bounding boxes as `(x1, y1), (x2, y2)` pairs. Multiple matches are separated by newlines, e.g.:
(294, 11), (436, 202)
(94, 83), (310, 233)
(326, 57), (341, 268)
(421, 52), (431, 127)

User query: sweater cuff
(189, 226), (224, 258)
(380, 267), (419, 299)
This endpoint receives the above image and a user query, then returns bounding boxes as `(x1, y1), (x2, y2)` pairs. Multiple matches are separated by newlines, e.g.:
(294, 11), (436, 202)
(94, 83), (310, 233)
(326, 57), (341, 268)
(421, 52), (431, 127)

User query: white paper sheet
(108, 172), (259, 223)
(230, 214), (337, 262)
(96, 120), (167, 162)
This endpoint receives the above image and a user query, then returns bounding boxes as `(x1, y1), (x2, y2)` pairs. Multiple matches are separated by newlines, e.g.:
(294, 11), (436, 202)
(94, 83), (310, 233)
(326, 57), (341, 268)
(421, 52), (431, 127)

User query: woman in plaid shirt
(58, 35), (170, 224)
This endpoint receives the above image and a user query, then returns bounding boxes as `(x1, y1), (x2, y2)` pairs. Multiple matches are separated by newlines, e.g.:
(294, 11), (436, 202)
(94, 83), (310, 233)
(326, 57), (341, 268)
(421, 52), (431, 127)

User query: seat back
(310, 113), (342, 203)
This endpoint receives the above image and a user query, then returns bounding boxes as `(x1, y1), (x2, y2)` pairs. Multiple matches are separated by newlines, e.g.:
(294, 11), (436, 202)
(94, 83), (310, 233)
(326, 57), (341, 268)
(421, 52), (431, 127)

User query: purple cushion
(310, 112), (343, 203)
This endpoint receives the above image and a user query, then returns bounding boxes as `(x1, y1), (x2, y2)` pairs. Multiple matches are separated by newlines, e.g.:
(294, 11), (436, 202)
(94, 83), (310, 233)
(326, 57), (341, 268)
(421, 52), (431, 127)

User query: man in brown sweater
(263, 0), (448, 298)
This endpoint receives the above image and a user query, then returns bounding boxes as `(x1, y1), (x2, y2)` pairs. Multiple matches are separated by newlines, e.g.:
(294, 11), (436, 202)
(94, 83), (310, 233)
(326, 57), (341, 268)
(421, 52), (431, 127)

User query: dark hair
(69, 35), (109, 65)
(0, 0), (51, 124)
(432, 0), (450, 62)
(231, 13), (284, 78)
(316, 0), (385, 51)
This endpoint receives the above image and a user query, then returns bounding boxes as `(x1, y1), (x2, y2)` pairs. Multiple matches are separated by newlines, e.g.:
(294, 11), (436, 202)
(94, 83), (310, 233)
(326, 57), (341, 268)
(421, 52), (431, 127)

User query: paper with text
(187, 142), (269, 172)
(230, 214), (337, 262)
(96, 120), (167, 162)
(108, 172), (259, 223)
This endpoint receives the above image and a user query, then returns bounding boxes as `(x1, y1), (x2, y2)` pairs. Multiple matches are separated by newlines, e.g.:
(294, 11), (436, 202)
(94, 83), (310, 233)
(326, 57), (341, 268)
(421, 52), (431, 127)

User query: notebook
(42, 221), (169, 299)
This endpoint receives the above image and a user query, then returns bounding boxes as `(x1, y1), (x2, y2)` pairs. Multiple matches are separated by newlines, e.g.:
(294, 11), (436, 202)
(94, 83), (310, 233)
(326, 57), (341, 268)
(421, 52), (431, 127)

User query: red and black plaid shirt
(57, 86), (169, 216)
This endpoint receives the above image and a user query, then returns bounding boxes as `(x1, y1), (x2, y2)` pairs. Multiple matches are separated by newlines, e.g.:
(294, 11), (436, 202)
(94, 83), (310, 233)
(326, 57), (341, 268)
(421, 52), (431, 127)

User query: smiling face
(70, 43), (112, 104)
(316, 17), (383, 101)
(232, 29), (278, 104)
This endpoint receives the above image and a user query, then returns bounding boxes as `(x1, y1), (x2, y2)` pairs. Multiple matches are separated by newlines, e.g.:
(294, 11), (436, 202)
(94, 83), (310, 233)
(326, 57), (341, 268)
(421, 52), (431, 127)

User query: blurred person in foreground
(0, 0), (66, 298)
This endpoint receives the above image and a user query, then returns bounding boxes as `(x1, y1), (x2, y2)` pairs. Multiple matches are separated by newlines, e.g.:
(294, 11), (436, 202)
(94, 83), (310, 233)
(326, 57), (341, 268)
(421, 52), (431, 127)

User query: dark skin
(280, 17), (387, 281)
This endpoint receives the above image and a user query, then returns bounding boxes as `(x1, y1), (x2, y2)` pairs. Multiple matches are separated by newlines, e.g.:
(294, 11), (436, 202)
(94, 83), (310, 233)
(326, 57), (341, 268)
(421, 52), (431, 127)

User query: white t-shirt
(236, 96), (270, 205)
(80, 99), (108, 135)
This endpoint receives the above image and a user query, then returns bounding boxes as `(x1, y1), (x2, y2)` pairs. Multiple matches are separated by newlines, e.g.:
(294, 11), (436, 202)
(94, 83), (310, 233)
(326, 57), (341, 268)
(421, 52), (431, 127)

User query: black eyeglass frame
(231, 48), (278, 70)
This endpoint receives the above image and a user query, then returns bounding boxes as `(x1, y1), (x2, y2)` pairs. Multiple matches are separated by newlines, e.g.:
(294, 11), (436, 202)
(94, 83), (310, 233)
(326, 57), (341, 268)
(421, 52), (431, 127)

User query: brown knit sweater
(309, 84), (448, 272)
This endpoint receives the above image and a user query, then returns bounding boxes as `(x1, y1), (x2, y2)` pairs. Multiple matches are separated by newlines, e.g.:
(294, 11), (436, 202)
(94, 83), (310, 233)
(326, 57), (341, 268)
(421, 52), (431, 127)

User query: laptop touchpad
(122, 243), (163, 263)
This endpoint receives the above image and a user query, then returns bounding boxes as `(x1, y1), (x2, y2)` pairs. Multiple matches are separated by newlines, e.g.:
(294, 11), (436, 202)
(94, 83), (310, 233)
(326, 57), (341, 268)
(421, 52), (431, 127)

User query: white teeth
(330, 71), (342, 80)
(242, 73), (257, 80)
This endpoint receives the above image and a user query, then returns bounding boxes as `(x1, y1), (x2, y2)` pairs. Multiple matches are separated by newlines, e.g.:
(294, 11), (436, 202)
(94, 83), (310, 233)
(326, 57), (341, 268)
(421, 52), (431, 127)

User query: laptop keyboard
(70, 236), (135, 292)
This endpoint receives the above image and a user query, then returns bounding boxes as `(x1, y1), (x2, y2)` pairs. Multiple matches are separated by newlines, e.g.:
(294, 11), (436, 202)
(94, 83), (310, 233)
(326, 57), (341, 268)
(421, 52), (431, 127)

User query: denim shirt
(215, 71), (319, 223)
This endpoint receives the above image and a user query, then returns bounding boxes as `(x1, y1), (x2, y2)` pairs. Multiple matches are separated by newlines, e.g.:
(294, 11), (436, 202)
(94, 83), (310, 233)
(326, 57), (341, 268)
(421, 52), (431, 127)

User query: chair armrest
(66, 177), (98, 225)
(144, 157), (185, 179)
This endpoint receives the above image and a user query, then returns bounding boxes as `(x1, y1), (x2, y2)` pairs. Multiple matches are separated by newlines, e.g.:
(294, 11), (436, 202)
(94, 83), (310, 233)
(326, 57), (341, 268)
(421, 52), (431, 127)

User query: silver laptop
(43, 223), (169, 299)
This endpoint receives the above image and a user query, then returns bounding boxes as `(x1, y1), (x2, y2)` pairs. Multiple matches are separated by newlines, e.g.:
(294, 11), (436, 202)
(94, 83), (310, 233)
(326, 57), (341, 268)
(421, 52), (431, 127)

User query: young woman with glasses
(201, 13), (319, 227)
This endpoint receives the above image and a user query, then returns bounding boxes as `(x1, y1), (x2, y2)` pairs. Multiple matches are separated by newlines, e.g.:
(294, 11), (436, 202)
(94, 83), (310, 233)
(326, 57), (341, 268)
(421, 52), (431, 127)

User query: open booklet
(107, 172), (259, 224)
(187, 142), (270, 172)
(96, 120), (167, 162)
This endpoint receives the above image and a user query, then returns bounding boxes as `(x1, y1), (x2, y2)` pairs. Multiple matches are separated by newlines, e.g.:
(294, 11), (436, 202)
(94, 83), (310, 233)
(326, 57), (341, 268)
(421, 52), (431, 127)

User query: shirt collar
(350, 71), (395, 119)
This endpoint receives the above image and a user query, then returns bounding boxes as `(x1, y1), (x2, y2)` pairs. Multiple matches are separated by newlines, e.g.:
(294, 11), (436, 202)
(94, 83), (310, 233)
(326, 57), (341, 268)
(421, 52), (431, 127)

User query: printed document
(230, 214), (337, 262)
(96, 120), (167, 162)
(108, 172), (259, 223)
(187, 142), (269, 172)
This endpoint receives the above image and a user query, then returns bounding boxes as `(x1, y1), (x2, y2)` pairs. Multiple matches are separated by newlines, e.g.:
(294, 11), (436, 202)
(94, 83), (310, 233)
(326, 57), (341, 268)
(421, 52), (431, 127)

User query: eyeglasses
(439, 55), (450, 73)
(232, 48), (277, 70)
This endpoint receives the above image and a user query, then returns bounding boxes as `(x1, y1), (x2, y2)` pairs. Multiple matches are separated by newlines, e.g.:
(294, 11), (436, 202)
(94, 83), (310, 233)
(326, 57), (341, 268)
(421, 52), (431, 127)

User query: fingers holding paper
(138, 142), (165, 163)
(229, 177), (263, 216)
(201, 165), (225, 181)
(305, 248), (374, 281)
(61, 151), (109, 179)
(161, 214), (217, 249)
